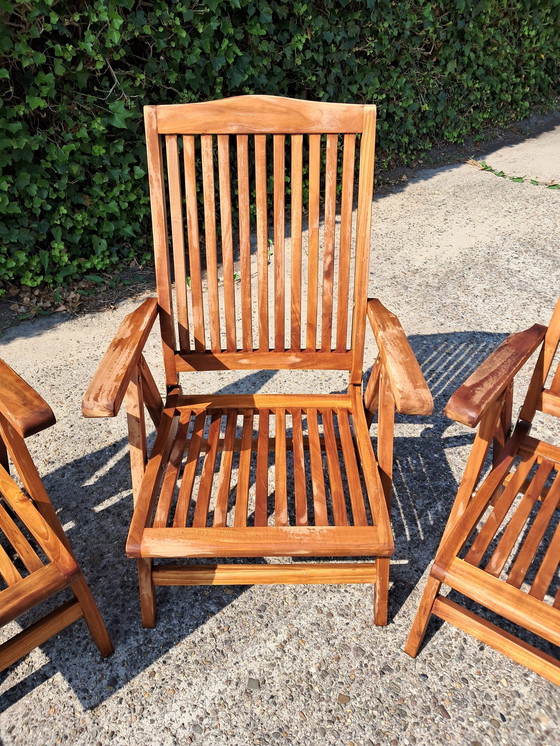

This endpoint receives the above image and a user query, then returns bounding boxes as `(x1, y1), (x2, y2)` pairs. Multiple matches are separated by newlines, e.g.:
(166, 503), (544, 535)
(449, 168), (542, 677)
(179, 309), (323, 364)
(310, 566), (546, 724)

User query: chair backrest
(144, 95), (376, 388)
(521, 296), (560, 422)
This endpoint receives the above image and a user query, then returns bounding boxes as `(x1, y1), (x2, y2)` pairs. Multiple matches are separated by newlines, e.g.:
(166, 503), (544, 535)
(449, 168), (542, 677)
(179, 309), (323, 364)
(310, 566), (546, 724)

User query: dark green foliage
(1, 0), (558, 286)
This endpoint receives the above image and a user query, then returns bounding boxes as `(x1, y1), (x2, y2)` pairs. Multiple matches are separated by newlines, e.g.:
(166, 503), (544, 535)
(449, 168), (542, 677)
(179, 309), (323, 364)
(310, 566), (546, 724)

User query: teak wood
(405, 297), (560, 685)
(82, 95), (432, 628)
(0, 361), (112, 672)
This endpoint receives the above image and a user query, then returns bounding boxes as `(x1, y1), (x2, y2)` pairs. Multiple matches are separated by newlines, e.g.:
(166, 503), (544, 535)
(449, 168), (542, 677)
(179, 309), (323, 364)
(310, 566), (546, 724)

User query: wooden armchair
(405, 297), (560, 685)
(83, 95), (432, 628)
(0, 359), (112, 672)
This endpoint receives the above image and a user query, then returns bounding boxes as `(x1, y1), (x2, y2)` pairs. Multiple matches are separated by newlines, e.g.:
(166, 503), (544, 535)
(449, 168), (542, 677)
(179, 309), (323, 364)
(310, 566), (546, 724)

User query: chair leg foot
(138, 558), (157, 628)
(71, 575), (113, 657)
(404, 574), (442, 657)
(373, 557), (390, 626)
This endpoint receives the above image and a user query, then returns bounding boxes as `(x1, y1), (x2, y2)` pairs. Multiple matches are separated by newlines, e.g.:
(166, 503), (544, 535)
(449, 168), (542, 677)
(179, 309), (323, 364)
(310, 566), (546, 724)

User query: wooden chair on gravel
(405, 297), (560, 685)
(82, 95), (432, 628)
(0, 359), (112, 672)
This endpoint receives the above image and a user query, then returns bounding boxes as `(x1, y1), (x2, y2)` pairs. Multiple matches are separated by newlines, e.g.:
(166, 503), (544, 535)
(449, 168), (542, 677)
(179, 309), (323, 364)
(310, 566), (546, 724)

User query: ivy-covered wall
(1, 0), (559, 286)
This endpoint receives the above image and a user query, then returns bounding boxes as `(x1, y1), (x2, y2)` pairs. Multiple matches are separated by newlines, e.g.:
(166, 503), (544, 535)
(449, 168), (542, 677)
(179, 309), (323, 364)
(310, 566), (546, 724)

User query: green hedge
(1, 0), (559, 286)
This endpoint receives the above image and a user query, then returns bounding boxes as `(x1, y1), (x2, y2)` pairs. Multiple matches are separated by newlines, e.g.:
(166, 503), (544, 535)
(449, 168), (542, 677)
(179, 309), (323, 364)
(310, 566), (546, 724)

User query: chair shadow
(0, 334), (508, 711)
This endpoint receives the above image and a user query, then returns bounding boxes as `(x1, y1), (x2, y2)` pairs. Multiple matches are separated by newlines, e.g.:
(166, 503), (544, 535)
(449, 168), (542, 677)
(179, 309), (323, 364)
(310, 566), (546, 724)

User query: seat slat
(291, 408), (308, 526)
(485, 460), (554, 577)
(529, 519), (560, 601)
(153, 411), (191, 528)
(336, 135), (356, 352)
(236, 135), (253, 351)
(255, 135), (269, 351)
(201, 135), (221, 352)
(322, 408), (348, 526)
(165, 135), (189, 351)
(307, 408), (328, 526)
(0, 501), (43, 573)
(0, 542), (22, 586)
(183, 135), (205, 351)
(192, 411), (222, 528)
(306, 134), (321, 350)
(275, 408), (288, 526)
(213, 411), (237, 527)
(217, 135), (236, 351)
(507, 469), (560, 588)
(254, 409), (270, 527)
(273, 135), (286, 350)
(465, 455), (537, 566)
(290, 135), (304, 351)
(337, 409), (368, 526)
(321, 134), (337, 351)
(234, 413), (253, 527)
(173, 411), (205, 527)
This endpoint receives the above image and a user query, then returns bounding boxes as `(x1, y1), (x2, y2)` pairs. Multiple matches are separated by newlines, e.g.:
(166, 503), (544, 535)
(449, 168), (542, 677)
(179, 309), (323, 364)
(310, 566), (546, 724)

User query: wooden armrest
(0, 358), (55, 438)
(444, 324), (547, 428)
(82, 297), (159, 418)
(367, 299), (433, 415)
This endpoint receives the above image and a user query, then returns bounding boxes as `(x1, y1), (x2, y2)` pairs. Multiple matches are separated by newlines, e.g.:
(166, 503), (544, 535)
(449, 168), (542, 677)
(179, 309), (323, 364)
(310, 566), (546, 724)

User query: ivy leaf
(108, 100), (133, 129)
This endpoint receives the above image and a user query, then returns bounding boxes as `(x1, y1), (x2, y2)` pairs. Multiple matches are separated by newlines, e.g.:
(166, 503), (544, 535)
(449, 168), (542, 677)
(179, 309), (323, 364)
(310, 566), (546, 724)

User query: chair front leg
(138, 558), (156, 628)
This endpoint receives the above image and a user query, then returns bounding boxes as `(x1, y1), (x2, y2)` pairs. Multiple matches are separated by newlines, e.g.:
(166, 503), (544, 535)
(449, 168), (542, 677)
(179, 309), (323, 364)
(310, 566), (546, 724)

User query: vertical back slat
(350, 108), (376, 383)
(255, 135), (269, 351)
(201, 135), (221, 352)
(336, 134), (356, 351)
(165, 136), (189, 351)
(273, 135), (286, 350)
(145, 107), (177, 385)
(183, 135), (205, 351)
(306, 134), (321, 350)
(236, 135), (253, 351)
(290, 135), (304, 351)
(321, 134), (338, 350)
(218, 135), (236, 351)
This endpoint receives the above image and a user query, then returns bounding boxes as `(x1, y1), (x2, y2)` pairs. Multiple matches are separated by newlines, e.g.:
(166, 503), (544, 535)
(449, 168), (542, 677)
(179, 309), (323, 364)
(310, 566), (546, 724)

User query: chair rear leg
(138, 558), (156, 628)
(404, 575), (442, 656)
(71, 574), (113, 657)
(373, 557), (390, 626)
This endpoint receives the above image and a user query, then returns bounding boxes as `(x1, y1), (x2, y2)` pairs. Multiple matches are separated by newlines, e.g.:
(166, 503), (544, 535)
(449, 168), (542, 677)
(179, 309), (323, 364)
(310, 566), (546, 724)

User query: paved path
(1, 116), (559, 746)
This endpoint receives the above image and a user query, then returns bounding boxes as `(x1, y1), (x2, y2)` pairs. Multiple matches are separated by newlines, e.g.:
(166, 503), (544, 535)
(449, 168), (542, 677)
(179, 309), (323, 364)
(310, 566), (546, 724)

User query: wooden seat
(83, 95), (432, 628)
(405, 298), (560, 685)
(0, 359), (112, 672)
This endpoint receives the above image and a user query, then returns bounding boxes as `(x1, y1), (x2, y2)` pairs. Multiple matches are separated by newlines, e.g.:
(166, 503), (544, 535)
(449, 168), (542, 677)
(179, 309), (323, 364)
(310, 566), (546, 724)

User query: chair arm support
(0, 358), (56, 438)
(444, 324), (547, 428)
(367, 299), (433, 415)
(82, 297), (159, 418)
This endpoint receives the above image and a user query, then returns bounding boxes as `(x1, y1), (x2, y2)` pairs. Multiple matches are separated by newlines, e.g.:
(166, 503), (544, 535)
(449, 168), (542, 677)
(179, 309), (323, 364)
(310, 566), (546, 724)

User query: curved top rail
(150, 94), (374, 135)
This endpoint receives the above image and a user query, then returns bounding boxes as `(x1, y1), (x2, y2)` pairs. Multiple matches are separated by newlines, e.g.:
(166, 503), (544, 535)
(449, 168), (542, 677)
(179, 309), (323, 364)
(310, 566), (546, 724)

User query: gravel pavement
(1, 115), (559, 745)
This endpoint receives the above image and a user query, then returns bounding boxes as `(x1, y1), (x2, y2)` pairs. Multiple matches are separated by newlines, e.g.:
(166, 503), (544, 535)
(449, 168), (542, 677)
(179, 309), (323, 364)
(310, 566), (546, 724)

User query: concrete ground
(0, 115), (559, 745)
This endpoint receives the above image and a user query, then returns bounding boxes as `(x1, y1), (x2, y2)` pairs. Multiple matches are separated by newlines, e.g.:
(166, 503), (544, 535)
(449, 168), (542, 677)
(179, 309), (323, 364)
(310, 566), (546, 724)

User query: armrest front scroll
(0, 358), (56, 438)
(82, 297), (159, 418)
(444, 324), (547, 428)
(367, 299), (433, 416)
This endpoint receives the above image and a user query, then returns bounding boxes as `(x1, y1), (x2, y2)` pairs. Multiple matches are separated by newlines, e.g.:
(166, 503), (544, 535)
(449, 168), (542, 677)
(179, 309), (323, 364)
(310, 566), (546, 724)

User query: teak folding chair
(83, 95), (432, 628)
(405, 297), (560, 685)
(0, 359), (112, 672)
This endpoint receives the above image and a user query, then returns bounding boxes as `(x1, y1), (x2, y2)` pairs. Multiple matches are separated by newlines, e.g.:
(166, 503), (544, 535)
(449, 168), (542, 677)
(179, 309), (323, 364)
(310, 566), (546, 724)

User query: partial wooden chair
(405, 297), (560, 685)
(83, 95), (432, 628)
(0, 359), (113, 672)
